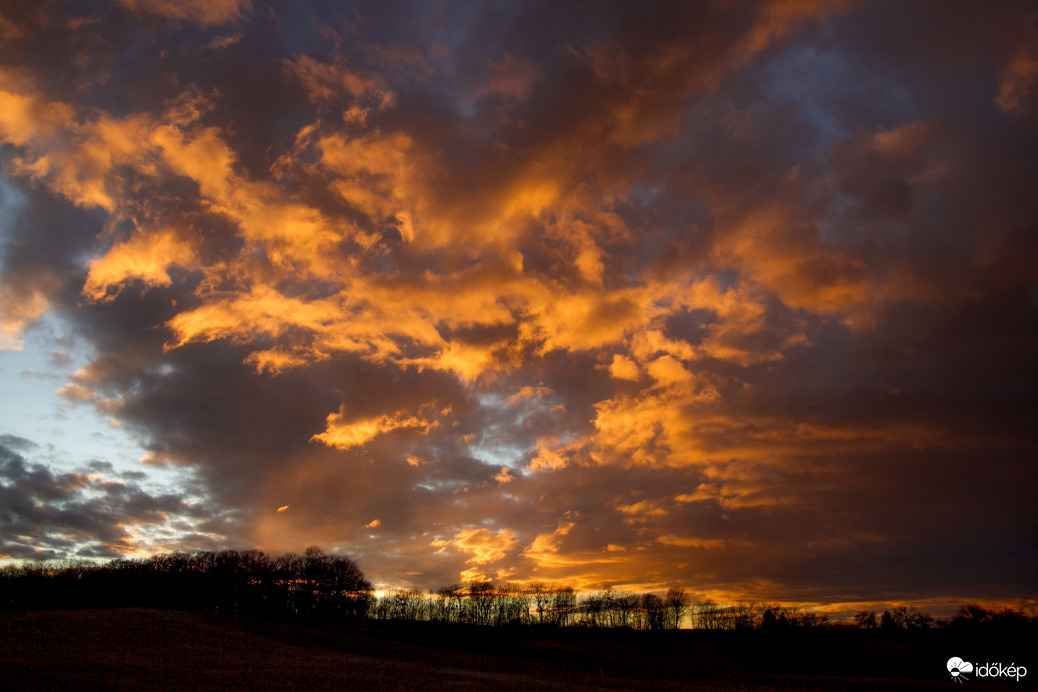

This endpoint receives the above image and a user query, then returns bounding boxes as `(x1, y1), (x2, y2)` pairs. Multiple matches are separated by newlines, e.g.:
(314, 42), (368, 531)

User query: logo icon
(948, 657), (973, 683)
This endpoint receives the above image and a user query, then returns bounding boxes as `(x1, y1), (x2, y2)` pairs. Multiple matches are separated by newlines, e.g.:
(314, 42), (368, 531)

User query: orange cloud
(520, 521), (630, 586)
(617, 500), (667, 523)
(522, 285), (664, 354)
(285, 55), (394, 107)
(0, 82), (156, 212)
(114, 0), (251, 25)
(645, 355), (693, 388)
(607, 354), (640, 381)
(740, 0), (852, 58)
(591, 385), (717, 468)
(713, 200), (871, 319)
(448, 527), (518, 565)
(312, 408), (433, 450)
(528, 435), (586, 473)
(520, 521), (575, 569)
(84, 229), (196, 301)
(0, 87), (59, 147)
(0, 286), (48, 350)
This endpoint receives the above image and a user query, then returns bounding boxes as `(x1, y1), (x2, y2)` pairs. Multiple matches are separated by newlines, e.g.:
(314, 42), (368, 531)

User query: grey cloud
(0, 438), (216, 560)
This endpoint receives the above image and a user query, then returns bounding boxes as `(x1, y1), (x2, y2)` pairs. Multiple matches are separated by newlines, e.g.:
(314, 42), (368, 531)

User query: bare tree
(432, 584), (465, 623)
(580, 591), (606, 628)
(467, 579), (495, 626)
(549, 585), (576, 626)
(691, 599), (716, 630)
(600, 587), (617, 627)
(613, 591), (638, 629)
(853, 610), (878, 628)
(496, 583), (530, 625)
(385, 587), (427, 621)
(664, 585), (690, 629)
(291, 546), (371, 620)
(891, 603), (933, 629)
(731, 602), (756, 630)
(642, 593), (665, 630)
(529, 582), (551, 624)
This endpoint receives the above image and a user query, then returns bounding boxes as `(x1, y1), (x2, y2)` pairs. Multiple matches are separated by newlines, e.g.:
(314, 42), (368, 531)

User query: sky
(0, 0), (1036, 615)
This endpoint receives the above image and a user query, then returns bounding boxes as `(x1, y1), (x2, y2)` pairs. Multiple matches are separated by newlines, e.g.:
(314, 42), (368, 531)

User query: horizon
(4, 545), (1028, 624)
(1, 0), (1035, 615)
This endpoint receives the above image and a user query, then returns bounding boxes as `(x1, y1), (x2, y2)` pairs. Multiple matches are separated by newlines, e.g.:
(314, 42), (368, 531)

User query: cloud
(476, 53), (541, 100)
(114, 0), (251, 26)
(0, 436), (219, 560)
(284, 55), (394, 108)
(997, 19), (1038, 116)
(655, 535), (726, 549)
(446, 528), (517, 566)
(83, 229), (196, 302)
(312, 408), (433, 450)
(0, 0), (1034, 607)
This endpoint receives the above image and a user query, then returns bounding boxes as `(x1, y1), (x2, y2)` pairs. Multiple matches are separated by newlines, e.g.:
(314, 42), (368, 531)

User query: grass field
(0, 609), (1032, 690)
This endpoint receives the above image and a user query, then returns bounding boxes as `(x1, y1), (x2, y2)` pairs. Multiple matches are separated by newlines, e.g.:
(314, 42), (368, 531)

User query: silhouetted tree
(990, 607), (1032, 630)
(580, 591), (606, 627)
(891, 604), (933, 629)
(611, 591), (638, 628)
(373, 588), (422, 620)
(853, 610), (878, 629)
(954, 603), (993, 626)
(0, 547), (372, 621)
(467, 579), (495, 626)
(642, 593), (666, 630)
(948, 603), (1033, 632)
(664, 586), (690, 629)
(432, 584), (465, 623)
(529, 582), (551, 624)
(496, 583), (530, 625)
(693, 599), (724, 630)
(319, 550), (372, 619)
(760, 607), (781, 631)
(549, 585), (576, 626)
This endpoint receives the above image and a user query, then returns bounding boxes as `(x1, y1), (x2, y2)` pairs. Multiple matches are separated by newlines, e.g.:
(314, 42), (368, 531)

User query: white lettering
(970, 661), (1028, 681)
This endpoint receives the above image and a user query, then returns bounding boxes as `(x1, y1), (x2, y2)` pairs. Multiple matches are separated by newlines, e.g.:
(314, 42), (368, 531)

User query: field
(0, 609), (1032, 690)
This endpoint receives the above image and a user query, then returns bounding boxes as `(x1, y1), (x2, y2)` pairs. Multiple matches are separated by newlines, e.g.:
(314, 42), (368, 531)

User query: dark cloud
(0, 435), (215, 560)
(0, 0), (1034, 611)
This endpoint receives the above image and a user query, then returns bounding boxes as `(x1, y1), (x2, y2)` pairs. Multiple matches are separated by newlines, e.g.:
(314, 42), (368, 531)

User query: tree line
(0, 547), (370, 620)
(2, 549), (1033, 632)
(370, 584), (1033, 632)
(371, 582), (693, 629)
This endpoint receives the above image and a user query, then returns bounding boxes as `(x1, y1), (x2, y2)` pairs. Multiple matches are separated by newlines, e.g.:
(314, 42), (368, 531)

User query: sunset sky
(1, 0), (1036, 615)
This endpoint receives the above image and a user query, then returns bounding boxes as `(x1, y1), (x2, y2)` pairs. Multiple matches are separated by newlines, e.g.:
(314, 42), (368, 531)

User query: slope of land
(0, 609), (1031, 690)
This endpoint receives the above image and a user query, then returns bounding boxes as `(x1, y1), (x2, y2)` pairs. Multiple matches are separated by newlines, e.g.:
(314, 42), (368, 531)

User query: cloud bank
(1, 0), (1035, 608)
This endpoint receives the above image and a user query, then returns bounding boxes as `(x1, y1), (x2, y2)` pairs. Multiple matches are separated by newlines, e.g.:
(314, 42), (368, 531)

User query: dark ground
(0, 609), (1034, 690)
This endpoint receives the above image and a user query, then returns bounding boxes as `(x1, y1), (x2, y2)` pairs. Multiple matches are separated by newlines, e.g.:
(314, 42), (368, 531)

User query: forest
(2, 548), (1033, 634)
